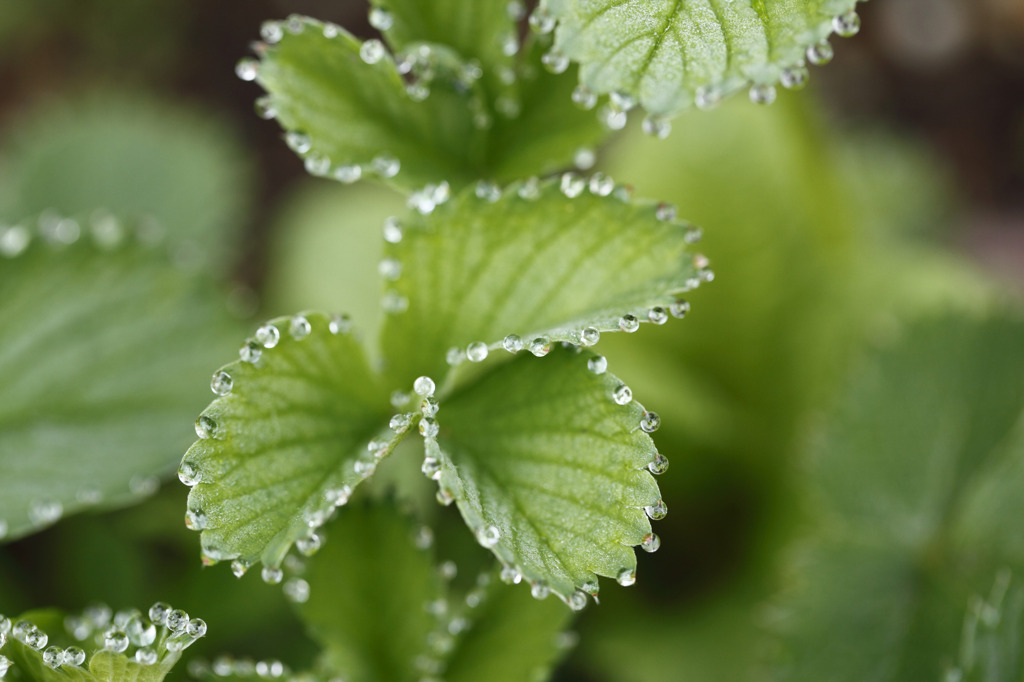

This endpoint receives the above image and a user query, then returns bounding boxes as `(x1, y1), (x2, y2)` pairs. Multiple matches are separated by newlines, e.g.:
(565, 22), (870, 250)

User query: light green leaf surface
(254, 16), (606, 192)
(381, 178), (702, 387)
(543, 0), (863, 116)
(0, 93), (250, 272)
(431, 347), (665, 602)
(183, 313), (393, 570)
(0, 226), (240, 543)
(299, 503), (441, 682)
(772, 313), (1024, 681)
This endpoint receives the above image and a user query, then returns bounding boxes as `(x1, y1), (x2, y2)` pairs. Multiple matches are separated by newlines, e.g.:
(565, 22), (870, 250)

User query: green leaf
(0, 92), (251, 273)
(252, 16), (606, 192)
(0, 223), (240, 543)
(429, 346), (665, 603)
(183, 313), (394, 570)
(381, 177), (702, 388)
(298, 503), (442, 682)
(0, 605), (205, 682)
(771, 312), (1024, 681)
(542, 0), (864, 116)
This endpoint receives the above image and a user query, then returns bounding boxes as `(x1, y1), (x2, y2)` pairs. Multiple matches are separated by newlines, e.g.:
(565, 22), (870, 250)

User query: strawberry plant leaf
(427, 346), (666, 604)
(772, 312), (1024, 681)
(299, 503), (442, 682)
(0, 222), (240, 543)
(541, 0), (865, 117)
(182, 313), (394, 571)
(380, 177), (703, 388)
(251, 15), (606, 192)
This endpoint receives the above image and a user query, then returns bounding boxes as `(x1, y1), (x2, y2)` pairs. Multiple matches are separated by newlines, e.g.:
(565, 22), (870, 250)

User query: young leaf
(182, 313), (394, 571)
(429, 347), (666, 603)
(381, 177), (702, 388)
(772, 312), (1024, 681)
(541, 0), (864, 116)
(298, 503), (442, 682)
(0, 223), (241, 543)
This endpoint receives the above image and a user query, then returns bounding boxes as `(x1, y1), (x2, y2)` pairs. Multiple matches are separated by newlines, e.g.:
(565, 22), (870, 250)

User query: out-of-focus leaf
(0, 223), (241, 543)
(183, 313), (392, 571)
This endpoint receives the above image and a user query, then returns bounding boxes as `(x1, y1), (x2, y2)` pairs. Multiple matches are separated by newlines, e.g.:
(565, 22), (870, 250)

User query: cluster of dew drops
(0, 603), (206, 677)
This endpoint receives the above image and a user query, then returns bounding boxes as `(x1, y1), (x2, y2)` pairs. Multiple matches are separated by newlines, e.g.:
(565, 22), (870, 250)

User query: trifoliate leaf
(182, 313), (393, 571)
(0, 605), (206, 682)
(541, 0), (864, 117)
(0, 92), (250, 273)
(252, 16), (606, 192)
(0, 222), (240, 543)
(381, 177), (702, 388)
(772, 313), (1024, 681)
(429, 347), (665, 603)
(298, 503), (442, 682)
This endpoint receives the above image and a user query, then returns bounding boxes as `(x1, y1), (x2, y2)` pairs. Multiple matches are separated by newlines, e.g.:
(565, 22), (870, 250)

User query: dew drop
(541, 49), (569, 74)
(256, 324), (280, 348)
(670, 299), (690, 318)
(600, 105), (628, 130)
(415, 526), (434, 550)
(305, 154), (331, 176)
(613, 384), (632, 405)
(285, 16), (305, 34)
(135, 648), (158, 666)
(382, 290), (409, 313)
(261, 566), (284, 585)
(476, 525), (500, 548)
(28, 499), (62, 527)
(618, 314), (640, 333)
(780, 65), (809, 90)
(0, 226), (30, 257)
(806, 39), (834, 65)
(43, 645), (63, 668)
(529, 6), (555, 33)
(231, 559), (251, 578)
(104, 628), (129, 653)
(641, 532), (661, 553)
(647, 453), (670, 475)
(500, 32), (519, 56)
(693, 253), (710, 269)
(446, 346), (465, 366)
(0, 655), (10, 677)
(421, 456), (442, 480)
(640, 411), (661, 433)
(210, 370), (233, 396)
(354, 459), (377, 476)
(322, 22), (340, 38)
(254, 95), (276, 119)
(517, 177), (541, 200)
(587, 355), (608, 375)
(581, 327), (600, 346)
(695, 85), (722, 110)
(260, 21), (283, 44)
(285, 131), (311, 154)
(368, 7), (394, 31)
(571, 85), (597, 110)
(414, 376), (436, 397)
(648, 307), (668, 325)
(439, 561), (458, 581)
(185, 508), (208, 530)
(642, 115), (671, 139)
(390, 413), (412, 432)
(530, 582), (550, 600)
(194, 415), (220, 440)
(529, 337), (551, 357)
(436, 487), (455, 506)
(474, 180), (502, 203)
(178, 461), (200, 487)
(187, 618), (207, 638)
(284, 578), (311, 603)
(749, 83), (777, 105)
(419, 417), (439, 438)
(645, 499), (668, 520)
(502, 334), (523, 353)
(560, 172), (585, 198)
(63, 646), (86, 666)
(507, 0), (527, 21)
(833, 9), (861, 37)
(235, 58), (259, 82)
(616, 569), (636, 587)
(334, 164), (362, 183)
(126, 616), (156, 647)
(289, 315), (311, 340)
(239, 339), (262, 363)
(588, 172), (614, 196)
(574, 147), (597, 170)
(360, 38), (386, 64)
(466, 341), (489, 362)
(421, 396), (439, 417)
(378, 257), (402, 281)
(148, 603), (171, 626)
(296, 533), (322, 557)
(326, 485), (352, 507)
(329, 313), (352, 334)
(500, 564), (521, 584)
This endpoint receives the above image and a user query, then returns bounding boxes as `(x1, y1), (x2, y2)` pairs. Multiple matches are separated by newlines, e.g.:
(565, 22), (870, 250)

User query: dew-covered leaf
(0, 224), (241, 543)
(381, 177), (702, 387)
(542, 0), (864, 117)
(298, 503), (442, 682)
(428, 346), (665, 602)
(252, 16), (606, 193)
(183, 313), (394, 571)
(772, 312), (1024, 681)
(0, 604), (206, 682)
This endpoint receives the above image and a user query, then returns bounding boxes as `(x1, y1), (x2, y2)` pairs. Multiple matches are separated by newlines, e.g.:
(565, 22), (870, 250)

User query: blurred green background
(1, 1), (1023, 680)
